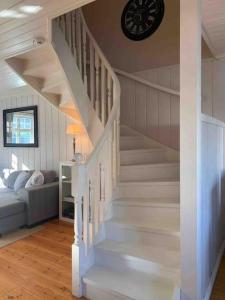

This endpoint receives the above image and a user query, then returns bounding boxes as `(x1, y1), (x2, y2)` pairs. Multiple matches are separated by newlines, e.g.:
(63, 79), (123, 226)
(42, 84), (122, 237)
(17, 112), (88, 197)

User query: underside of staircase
(83, 125), (180, 300)
(6, 44), (82, 124)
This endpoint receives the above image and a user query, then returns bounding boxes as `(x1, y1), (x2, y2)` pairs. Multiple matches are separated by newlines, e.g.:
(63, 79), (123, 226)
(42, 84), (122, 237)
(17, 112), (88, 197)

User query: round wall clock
(121, 0), (165, 41)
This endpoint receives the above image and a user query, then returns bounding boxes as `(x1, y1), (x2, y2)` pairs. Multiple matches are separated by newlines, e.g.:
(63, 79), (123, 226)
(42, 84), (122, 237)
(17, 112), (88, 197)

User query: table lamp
(66, 124), (84, 162)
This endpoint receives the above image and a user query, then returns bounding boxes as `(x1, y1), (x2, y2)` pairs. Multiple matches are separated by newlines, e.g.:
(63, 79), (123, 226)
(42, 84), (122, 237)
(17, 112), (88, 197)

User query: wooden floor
(0, 220), (86, 300)
(211, 254), (225, 299)
(1, 221), (224, 300)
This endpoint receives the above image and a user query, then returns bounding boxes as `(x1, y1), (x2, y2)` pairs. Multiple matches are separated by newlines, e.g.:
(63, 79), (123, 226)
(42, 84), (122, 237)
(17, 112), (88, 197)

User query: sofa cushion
(25, 171), (44, 189)
(4, 171), (22, 189)
(41, 170), (58, 184)
(0, 194), (25, 219)
(14, 171), (31, 192)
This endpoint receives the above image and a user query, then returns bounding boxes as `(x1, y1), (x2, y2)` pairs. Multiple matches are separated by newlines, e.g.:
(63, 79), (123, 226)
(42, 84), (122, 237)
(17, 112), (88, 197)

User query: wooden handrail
(114, 68), (180, 97)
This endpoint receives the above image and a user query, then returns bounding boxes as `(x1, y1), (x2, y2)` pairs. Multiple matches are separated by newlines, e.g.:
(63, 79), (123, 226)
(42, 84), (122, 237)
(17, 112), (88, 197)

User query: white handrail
(55, 8), (121, 298)
(114, 67), (180, 97)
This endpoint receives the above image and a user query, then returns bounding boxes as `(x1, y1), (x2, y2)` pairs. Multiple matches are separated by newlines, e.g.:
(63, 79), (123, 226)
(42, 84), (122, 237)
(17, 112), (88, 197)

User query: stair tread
(120, 148), (165, 153)
(119, 179), (180, 185)
(120, 162), (179, 168)
(114, 198), (180, 207)
(108, 218), (180, 235)
(84, 265), (175, 300)
(96, 240), (180, 270)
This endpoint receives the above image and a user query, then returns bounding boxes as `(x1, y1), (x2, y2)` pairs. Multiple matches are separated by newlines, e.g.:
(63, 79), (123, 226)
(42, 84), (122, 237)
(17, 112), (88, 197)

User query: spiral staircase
(5, 7), (180, 300)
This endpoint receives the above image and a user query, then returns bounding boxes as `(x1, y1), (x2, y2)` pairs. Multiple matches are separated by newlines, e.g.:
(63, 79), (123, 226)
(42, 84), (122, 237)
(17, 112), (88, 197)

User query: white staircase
(5, 5), (180, 299)
(83, 125), (180, 300)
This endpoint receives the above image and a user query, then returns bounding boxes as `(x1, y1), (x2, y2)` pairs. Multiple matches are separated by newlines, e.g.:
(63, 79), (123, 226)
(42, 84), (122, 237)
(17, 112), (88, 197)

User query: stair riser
(95, 249), (179, 284)
(120, 126), (138, 137)
(115, 183), (180, 199)
(120, 150), (167, 165)
(120, 137), (157, 151)
(120, 165), (179, 181)
(84, 284), (132, 300)
(112, 205), (180, 222)
(105, 223), (180, 249)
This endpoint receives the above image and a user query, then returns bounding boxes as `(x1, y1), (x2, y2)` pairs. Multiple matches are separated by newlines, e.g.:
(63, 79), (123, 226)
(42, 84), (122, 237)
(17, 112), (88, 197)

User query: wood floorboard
(211, 254), (225, 300)
(0, 220), (87, 300)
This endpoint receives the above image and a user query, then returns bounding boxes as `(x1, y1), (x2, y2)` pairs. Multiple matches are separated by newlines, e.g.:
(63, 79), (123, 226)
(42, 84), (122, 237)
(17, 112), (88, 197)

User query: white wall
(0, 88), (91, 172)
(119, 58), (225, 150)
(119, 65), (180, 149)
(134, 58), (225, 122)
(201, 114), (225, 299)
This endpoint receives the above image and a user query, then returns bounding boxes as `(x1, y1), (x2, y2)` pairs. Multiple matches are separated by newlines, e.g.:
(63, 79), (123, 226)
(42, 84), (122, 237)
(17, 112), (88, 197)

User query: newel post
(72, 163), (86, 298)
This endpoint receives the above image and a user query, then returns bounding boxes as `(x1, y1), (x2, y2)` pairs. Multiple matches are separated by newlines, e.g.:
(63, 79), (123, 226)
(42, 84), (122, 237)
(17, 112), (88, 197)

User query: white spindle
(95, 53), (100, 116)
(82, 25), (87, 90)
(107, 72), (112, 119)
(62, 15), (66, 35)
(101, 62), (106, 125)
(89, 42), (95, 105)
(66, 14), (72, 48)
(72, 12), (77, 58)
(55, 9), (120, 298)
(74, 196), (83, 245)
(76, 12), (82, 74)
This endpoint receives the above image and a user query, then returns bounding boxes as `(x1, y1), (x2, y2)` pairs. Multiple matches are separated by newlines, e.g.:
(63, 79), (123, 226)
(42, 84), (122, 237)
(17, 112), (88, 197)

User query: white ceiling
(0, 0), (94, 93)
(0, 0), (223, 92)
(202, 0), (225, 58)
(84, 0), (212, 72)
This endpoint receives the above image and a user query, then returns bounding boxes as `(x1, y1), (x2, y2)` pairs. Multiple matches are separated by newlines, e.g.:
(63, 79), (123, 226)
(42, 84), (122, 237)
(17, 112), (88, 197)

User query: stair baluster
(54, 8), (121, 297)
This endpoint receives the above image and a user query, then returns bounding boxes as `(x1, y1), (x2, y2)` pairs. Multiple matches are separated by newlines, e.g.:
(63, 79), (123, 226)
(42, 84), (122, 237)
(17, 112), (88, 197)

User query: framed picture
(3, 106), (39, 148)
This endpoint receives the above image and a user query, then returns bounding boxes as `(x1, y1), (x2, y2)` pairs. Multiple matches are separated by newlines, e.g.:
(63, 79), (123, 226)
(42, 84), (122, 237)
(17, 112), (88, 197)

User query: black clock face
(121, 0), (165, 41)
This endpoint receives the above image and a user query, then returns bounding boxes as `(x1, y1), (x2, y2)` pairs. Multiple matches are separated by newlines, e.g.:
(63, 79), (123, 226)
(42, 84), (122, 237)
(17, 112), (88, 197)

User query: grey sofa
(0, 172), (59, 235)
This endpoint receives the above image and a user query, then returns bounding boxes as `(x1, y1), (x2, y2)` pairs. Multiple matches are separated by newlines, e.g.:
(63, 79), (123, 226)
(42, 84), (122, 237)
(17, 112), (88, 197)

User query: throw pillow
(25, 171), (44, 189)
(41, 170), (57, 184)
(14, 171), (32, 192)
(5, 171), (22, 189)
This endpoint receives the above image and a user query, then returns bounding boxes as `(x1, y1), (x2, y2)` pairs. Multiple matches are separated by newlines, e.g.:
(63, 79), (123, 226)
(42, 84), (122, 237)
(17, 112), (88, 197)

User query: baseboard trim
(204, 239), (225, 300)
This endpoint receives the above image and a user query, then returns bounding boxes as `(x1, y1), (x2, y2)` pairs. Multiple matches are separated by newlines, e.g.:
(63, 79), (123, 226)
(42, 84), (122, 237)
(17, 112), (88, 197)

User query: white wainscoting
(201, 114), (225, 299)
(0, 90), (92, 172)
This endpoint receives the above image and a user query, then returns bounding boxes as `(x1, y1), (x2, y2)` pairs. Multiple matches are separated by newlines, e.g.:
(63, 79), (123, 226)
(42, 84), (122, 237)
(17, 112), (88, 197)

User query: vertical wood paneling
(0, 92), (91, 173)
(135, 82), (147, 130)
(201, 118), (225, 298)
(120, 58), (225, 150)
(119, 69), (180, 150)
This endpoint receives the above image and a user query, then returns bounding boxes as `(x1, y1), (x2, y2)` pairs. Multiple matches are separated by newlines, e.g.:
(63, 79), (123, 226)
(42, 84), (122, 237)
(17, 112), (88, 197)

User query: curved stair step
(95, 240), (180, 283)
(120, 162), (180, 182)
(105, 218), (180, 250)
(83, 265), (176, 300)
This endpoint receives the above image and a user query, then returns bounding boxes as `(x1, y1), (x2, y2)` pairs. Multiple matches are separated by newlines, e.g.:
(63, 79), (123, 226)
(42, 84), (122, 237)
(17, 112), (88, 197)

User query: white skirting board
(203, 239), (225, 300)
(173, 287), (181, 300)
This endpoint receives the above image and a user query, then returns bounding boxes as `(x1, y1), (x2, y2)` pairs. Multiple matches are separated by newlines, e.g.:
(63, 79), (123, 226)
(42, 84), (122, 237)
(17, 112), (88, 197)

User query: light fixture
(0, 10), (26, 18)
(66, 124), (84, 162)
(20, 5), (43, 14)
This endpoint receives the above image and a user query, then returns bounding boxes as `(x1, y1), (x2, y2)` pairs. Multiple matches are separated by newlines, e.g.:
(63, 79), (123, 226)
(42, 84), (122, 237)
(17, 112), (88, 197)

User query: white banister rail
(55, 8), (120, 298)
(114, 67), (180, 97)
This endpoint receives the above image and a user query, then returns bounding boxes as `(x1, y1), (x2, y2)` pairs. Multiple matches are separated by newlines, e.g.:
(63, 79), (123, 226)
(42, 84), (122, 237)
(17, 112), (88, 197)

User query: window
(3, 106), (38, 147)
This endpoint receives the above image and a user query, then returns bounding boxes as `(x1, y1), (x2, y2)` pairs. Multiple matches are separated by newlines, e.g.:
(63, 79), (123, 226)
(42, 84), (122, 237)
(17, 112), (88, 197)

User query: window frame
(3, 106), (39, 148)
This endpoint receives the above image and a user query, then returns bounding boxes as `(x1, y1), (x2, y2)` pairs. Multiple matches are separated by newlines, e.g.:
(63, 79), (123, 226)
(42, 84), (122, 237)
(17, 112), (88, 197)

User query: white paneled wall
(119, 71), (180, 150)
(0, 91), (92, 172)
(119, 58), (225, 150)
(201, 114), (225, 299)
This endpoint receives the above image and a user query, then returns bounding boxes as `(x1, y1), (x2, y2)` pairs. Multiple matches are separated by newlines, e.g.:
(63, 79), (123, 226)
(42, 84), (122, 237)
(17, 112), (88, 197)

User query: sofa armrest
(17, 182), (59, 226)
